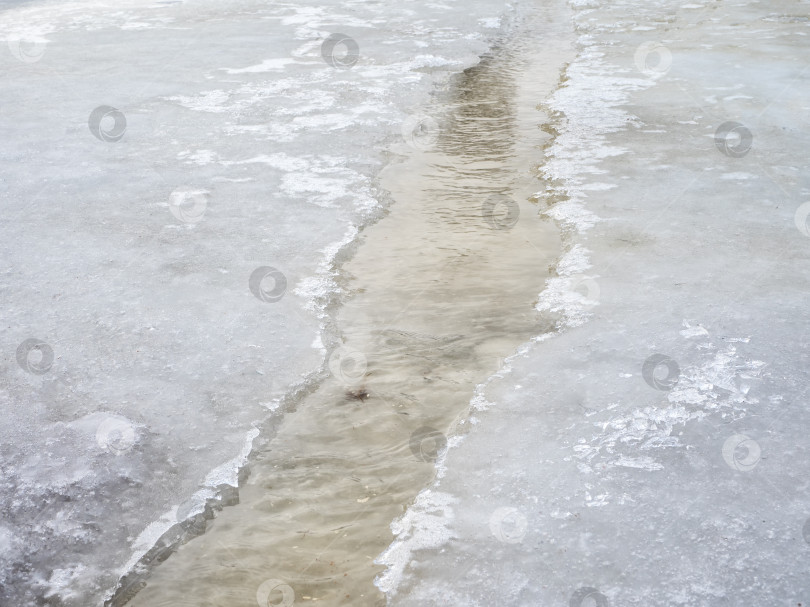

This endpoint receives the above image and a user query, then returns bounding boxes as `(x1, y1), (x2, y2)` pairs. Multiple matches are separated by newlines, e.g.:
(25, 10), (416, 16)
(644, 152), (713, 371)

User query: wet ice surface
(0, 0), (514, 604)
(379, 0), (810, 605)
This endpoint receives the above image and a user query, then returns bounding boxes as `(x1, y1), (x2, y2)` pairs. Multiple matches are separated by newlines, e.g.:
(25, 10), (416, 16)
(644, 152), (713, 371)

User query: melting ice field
(0, 0), (515, 604)
(378, 1), (810, 606)
(3, 0), (810, 605)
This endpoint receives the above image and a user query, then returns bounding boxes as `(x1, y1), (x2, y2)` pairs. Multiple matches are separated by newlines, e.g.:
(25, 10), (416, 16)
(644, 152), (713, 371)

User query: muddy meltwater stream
(118, 6), (575, 606)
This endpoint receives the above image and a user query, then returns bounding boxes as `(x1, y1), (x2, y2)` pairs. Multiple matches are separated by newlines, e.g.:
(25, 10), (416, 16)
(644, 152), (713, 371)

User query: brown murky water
(121, 5), (574, 606)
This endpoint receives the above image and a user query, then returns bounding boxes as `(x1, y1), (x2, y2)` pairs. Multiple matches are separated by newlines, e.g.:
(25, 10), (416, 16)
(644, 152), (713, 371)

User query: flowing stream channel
(118, 4), (575, 605)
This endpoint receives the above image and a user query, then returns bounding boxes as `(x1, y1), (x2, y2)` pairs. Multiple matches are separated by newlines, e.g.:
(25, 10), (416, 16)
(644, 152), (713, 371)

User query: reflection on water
(118, 12), (567, 607)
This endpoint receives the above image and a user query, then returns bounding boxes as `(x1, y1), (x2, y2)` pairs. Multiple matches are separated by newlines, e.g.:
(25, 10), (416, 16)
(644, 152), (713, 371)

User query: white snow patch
(42, 565), (86, 601)
(221, 153), (310, 172)
(374, 490), (458, 595)
(204, 428), (260, 487)
(222, 58), (296, 73)
(576, 339), (765, 475)
(479, 17), (501, 28)
(178, 149), (219, 165)
(680, 320), (709, 338)
(720, 172), (758, 180)
(165, 90), (231, 113)
(294, 226), (359, 318)
(536, 245), (596, 328)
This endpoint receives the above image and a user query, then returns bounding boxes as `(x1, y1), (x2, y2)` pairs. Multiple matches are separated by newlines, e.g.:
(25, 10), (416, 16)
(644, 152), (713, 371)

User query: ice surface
(0, 0), (517, 604)
(377, 0), (810, 605)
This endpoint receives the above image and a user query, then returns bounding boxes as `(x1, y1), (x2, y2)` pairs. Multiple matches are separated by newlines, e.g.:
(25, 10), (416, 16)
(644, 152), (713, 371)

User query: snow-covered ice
(376, 0), (810, 605)
(0, 0), (517, 604)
